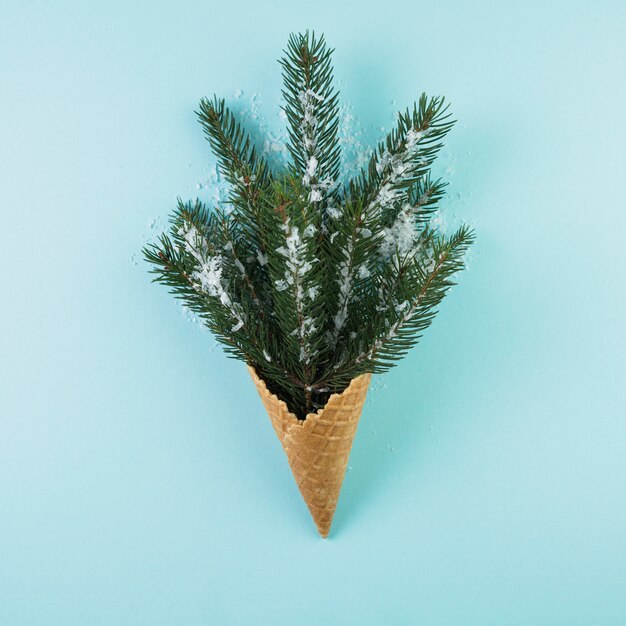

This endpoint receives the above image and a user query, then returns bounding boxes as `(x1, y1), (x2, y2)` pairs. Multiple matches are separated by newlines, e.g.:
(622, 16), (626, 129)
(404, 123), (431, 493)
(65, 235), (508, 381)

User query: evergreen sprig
(144, 32), (474, 418)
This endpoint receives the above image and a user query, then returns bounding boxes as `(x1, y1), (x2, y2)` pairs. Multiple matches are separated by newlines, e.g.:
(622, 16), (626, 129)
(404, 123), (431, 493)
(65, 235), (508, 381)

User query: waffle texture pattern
(248, 366), (371, 537)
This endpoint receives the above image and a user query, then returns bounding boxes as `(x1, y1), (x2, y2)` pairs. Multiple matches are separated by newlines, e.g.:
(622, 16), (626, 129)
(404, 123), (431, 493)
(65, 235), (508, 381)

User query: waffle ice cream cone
(248, 366), (371, 537)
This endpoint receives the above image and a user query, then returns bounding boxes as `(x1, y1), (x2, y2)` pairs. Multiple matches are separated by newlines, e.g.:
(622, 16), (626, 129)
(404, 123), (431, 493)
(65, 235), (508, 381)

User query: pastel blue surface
(1, 1), (625, 624)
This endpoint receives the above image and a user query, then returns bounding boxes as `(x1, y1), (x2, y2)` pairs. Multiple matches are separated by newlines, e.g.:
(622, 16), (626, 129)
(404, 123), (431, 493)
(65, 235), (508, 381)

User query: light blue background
(1, 1), (625, 624)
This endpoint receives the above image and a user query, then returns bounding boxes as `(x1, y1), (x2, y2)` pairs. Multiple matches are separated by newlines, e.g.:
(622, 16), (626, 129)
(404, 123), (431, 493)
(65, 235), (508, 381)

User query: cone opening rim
(247, 365), (371, 427)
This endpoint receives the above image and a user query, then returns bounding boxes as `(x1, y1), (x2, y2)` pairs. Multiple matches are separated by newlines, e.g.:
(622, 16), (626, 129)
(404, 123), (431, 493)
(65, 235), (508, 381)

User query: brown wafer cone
(248, 366), (371, 537)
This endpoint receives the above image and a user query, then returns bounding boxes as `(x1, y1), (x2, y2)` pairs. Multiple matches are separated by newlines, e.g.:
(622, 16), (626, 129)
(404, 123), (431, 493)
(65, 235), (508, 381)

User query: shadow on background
(330, 116), (513, 537)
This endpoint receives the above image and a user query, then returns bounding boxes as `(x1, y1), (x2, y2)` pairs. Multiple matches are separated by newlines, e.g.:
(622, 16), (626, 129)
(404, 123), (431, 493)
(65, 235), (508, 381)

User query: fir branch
(196, 97), (273, 253)
(145, 32), (474, 419)
(197, 97), (272, 189)
(280, 31), (340, 204)
(145, 228), (308, 407)
(316, 225), (474, 389)
(351, 94), (454, 220)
